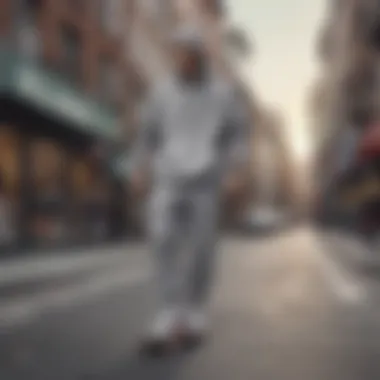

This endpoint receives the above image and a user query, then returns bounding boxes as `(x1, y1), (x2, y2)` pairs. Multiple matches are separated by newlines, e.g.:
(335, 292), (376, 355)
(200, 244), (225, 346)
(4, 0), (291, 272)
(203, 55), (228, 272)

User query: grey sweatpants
(147, 180), (220, 310)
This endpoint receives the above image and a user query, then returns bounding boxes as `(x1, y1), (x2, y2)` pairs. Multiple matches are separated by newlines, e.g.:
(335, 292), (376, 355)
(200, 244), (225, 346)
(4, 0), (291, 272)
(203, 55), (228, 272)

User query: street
(0, 226), (380, 380)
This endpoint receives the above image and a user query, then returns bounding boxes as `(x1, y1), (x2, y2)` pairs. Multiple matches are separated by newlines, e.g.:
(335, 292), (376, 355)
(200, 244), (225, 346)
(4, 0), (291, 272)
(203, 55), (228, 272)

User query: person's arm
(336, 128), (360, 175)
(219, 88), (251, 196)
(127, 87), (162, 178)
(222, 88), (251, 174)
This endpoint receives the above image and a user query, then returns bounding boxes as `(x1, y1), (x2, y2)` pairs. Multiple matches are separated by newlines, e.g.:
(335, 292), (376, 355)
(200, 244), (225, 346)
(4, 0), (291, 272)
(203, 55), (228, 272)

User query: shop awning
(110, 152), (131, 179)
(0, 46), (120, 141)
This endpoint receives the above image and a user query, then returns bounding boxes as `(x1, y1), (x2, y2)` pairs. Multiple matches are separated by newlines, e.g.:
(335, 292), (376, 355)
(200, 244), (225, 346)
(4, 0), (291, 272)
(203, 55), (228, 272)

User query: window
(14, 0), (43, 59)
(60, 24), (82, 82)
(99, 56), (121, 106)
(130, 29), (167, 81)
(68, 0), (85, 11)
(97, 0), (123, 36)
(203, 0), (225, 16)
(29, 139), (67, 245)
(140, 0), (172, 21)
(368, 19), (380, 50)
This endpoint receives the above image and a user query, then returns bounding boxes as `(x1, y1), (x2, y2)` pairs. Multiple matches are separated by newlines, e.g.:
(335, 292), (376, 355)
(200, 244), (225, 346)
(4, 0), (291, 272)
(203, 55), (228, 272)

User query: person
(128, 26), (250, 348)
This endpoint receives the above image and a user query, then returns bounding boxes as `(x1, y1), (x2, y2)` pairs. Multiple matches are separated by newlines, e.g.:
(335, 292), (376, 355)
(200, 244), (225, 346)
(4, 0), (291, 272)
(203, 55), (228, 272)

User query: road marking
(326, 231), (372, 261)
(311, 235), (366, 304)
(0, 269), (150, 330)
(0, 245), (146, 286)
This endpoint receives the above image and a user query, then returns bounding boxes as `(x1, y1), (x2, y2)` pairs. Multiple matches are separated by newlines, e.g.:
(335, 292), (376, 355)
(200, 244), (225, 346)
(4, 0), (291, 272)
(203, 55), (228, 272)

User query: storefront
(0, 126), (21, 251)
(0, 47), (128, 253)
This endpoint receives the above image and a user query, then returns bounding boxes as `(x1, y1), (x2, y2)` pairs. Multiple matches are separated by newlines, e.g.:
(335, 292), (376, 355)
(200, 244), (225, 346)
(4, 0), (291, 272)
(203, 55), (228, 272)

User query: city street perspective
(1, 227), (380, 380)
(1, 0), (380, 379)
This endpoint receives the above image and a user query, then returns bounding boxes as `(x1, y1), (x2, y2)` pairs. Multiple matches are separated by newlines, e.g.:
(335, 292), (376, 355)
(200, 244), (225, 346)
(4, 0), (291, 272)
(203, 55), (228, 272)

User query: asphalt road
(0, 226), (379, 380)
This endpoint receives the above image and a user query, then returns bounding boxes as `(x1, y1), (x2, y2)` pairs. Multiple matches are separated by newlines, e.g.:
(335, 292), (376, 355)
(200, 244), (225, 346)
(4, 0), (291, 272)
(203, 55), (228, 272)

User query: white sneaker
(147, 308), (180, 341)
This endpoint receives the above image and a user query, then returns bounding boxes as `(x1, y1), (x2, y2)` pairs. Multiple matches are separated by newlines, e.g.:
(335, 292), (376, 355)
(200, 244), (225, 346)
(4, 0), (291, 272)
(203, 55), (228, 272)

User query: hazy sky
(228, 0), (326, 152)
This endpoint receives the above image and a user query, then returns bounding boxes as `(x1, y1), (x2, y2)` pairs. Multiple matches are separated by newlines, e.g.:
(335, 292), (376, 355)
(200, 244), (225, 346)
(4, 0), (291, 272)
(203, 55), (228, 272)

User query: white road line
(0, 246), (145, 286)
(326, 231), (372, 261)
(312, 235), (366, 304)
(0, 269), (151, 330)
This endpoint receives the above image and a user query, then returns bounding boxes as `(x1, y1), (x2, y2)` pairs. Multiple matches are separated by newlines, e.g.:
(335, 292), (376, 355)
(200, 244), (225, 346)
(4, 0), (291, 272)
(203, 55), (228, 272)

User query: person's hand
(130, 170), (150, 197)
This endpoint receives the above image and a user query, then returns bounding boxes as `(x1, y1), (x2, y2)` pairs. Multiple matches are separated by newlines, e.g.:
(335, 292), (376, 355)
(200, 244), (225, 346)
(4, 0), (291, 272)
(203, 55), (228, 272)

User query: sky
(228, 0), (326, 156)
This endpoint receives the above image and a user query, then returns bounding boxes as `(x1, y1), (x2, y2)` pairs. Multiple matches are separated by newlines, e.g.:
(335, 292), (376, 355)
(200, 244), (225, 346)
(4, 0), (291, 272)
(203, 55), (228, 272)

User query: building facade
(312, 0), (380, 170)
(309, 0), (380, 220)
(0, 0), (132, 252)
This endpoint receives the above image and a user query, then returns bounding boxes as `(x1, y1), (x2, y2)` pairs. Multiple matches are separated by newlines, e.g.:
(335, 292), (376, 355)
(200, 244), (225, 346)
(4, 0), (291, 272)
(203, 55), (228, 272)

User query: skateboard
(139, 327), (204, 357)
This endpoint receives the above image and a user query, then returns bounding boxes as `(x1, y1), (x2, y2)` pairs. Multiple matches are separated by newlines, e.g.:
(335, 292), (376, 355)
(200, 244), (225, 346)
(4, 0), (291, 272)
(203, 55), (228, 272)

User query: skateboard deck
(139, 330), (204, 357)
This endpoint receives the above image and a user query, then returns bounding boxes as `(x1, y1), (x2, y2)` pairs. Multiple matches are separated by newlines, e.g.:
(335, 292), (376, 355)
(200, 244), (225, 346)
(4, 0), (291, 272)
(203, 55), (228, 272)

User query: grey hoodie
(129, 28), (250, 186)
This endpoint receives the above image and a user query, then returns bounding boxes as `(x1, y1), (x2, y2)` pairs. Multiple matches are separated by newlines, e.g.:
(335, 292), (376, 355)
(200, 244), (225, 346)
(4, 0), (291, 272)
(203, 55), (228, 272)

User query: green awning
(111, 152), (131, 179)
(0, 47), (120, 141)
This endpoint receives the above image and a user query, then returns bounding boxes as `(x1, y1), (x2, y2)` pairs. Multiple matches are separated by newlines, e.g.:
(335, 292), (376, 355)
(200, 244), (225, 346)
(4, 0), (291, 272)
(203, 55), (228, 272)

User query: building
(0, 0), (131, 251)
(309, 0), (380, 220)
(312, 0), (380, 171)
